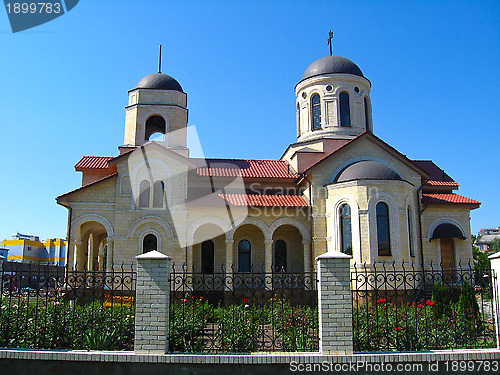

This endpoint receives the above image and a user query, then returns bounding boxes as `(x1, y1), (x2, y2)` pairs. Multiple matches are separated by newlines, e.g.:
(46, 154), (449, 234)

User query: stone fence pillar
(488, 252), (500, 350)
(316, 251), (353, 355)
(135, 250), (172, 354)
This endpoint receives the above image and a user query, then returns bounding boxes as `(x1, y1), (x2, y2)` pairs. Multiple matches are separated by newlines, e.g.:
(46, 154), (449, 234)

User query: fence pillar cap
(316, 251), (352, 261)
(488, 251), (500, 260)
(136, 250), (172, 260)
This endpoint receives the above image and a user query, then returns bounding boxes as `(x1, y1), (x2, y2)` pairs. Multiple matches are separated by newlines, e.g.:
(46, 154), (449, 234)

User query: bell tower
(123, 72), (188, 156)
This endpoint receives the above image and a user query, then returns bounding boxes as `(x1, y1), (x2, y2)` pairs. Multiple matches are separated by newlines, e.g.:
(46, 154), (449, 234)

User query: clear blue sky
(0, 0), (498, 242)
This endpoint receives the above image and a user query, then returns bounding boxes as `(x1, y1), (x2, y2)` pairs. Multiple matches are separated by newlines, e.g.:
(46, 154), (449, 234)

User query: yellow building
(2, 233), (67, 265)
(57, 53), (480, 274)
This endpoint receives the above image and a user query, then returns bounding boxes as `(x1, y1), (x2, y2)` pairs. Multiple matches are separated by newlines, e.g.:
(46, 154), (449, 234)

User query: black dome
(335, 161), (402, 183)
(136, 73), (183, 92)
(302, 55), (364, 81)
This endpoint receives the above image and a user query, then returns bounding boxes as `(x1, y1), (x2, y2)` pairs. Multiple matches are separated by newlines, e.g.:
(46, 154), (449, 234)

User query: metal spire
(158, 45), (162, 73)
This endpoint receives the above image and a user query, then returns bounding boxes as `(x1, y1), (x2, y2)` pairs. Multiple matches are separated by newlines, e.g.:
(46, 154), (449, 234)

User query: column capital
(264, 239), (274, 246)
(302, 240), (311, 246)
(225, 239), (234, 245)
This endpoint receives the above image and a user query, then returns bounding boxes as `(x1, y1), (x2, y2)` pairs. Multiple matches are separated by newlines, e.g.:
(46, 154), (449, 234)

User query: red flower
(382, 306), (387, 309)
(105, 294), (111, 298)
(200, 296), (203, 299)
(412, 303), (416, 306)
(418, 303), (424, 308)
(395, 327), (401, 331)
(406, 302), (411, 307)
(426, 300), (434, 306)
(242, 298), (249, 302)
(376, 298), (387, 304)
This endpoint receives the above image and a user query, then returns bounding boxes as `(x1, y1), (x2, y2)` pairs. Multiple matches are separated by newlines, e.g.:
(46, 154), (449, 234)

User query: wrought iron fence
(0, 261), (136, 350)
(169, 264), (318, 353)
(351, 261), (496, 352)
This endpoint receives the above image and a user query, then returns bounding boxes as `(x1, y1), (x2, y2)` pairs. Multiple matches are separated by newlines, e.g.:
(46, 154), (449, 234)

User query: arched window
(339, 92), (351, 127)
(153, 181), (164, 208)
(274, 240), (287, 272)
(340, 204), (353, 255)
(201, 240), (215, 274)
(407, 206), (415, 257)
(364, 97), (370, 130)
(143, 233), (157, 253)
(238, 240), (251, 272)
(297, 103), (301, 137)
(139, 180), (150, 207)
(145, 115), (166, 141)
(376, 202), (391, 256)
(311, 94), (321, 130)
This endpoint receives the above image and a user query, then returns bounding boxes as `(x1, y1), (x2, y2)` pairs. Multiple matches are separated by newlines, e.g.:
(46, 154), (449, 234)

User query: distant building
(1, 232), (67, 265)
(475, 228), (500, 252)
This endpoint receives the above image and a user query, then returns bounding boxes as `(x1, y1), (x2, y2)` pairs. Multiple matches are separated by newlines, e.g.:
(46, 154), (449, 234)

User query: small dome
(136, 73), (183, 92)
(335, 161), (402, 183)
(302, 55), (364, 81)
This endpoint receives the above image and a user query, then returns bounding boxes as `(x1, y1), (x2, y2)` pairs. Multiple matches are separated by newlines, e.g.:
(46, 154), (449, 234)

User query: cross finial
(158, 45), (162, 73)
(327, 30), (334, 56)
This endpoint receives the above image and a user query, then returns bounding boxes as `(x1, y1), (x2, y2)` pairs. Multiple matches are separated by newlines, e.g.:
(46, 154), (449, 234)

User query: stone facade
(57, 54), (479, 278)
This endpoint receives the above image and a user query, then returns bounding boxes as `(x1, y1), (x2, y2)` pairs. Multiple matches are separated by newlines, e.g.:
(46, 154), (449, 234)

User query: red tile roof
(218, 194), (309, 207)
(75, 156), (113, 170)
(412, 160), (459, 188)
(195, 159), (299, 179)
(422, 193), (480, 205)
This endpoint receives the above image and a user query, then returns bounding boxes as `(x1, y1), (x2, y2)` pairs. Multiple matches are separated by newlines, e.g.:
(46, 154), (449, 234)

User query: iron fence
(351, 261), (496, 352)
(0, 261), (136, 350)
(169, 264), (318, 353)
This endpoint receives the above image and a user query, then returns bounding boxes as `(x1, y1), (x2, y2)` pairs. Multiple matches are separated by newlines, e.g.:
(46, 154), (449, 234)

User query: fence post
(488, 252), (500, 349)
(134, 250), (172, 354)
(316, 251), (353, 355)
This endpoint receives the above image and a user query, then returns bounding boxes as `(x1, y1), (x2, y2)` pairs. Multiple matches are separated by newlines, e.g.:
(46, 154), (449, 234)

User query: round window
(326, 85), (333, 92)
(302, 92), (307, 99)
(354, 87), (360, 93)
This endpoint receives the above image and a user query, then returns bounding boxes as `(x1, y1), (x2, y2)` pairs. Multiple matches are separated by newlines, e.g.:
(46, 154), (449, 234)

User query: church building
(56, 52), (480, 275)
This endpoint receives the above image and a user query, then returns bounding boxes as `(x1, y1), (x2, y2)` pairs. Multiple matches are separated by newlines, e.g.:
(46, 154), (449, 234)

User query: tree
(492, 238), (500, 254)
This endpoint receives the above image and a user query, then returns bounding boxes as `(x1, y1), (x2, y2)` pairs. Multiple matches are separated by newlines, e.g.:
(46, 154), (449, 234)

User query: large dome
(335, 161), (402, 183)
(302, 55), (364, 81)
(135, 73), (183, 92)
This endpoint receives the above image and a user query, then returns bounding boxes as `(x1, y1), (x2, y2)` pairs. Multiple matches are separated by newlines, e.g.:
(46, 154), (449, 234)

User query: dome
(135, 73), (183, 92)
(302, 55), (364, 81)
(335, 161), (402, 183)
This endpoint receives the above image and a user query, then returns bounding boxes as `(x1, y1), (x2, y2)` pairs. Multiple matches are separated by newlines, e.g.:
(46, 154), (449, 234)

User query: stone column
(303, 240), (311, 274)
(225, 240), (234, 274)
(264, 239), (273, 274)
(488, 252), (500, 349)
(316, 251), (353, 355)
(186, 245), (193, 272)
(105, 240), (113, 271)
(135, 250), (172, 354)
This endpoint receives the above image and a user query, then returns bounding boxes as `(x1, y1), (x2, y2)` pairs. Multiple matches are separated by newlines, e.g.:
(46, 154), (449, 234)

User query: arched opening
(201, 240), (215, 274)
(311, 94), (321, 130)
(340, 204), (352, 255)
(238, 239), (251, 272)
(153, 181), (164, 208)
(145, 115), (166, 141)
(339, 92), (351, 127)
(143, 233), (158, 253)
(297, 103), (301, 137)
(273, 239), (287, 272)
(376, 202), (391, 256)
(77, 221), (109, 271)
(139, 180), (150, 207)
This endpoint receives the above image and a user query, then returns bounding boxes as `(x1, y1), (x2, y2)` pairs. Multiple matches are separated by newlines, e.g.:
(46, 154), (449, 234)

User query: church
(56, 51), (480, 276)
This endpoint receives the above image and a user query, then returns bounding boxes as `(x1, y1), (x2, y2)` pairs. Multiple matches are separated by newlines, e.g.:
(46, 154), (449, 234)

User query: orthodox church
(56, 52), (480, 275)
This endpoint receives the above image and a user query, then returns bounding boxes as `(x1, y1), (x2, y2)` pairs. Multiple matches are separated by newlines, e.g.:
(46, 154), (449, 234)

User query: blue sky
(0, 0), (499, 242)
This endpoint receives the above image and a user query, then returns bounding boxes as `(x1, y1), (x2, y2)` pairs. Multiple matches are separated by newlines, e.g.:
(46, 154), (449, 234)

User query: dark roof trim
(430, 223), (466, 241)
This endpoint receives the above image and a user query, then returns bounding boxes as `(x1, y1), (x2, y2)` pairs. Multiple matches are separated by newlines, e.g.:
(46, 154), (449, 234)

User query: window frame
(376, 202), (392, 256)
(311, 93), (322, 130)
(238, 239), (252, 272)
(340, 204), (353, 255)
(339, 91), (351, 127)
